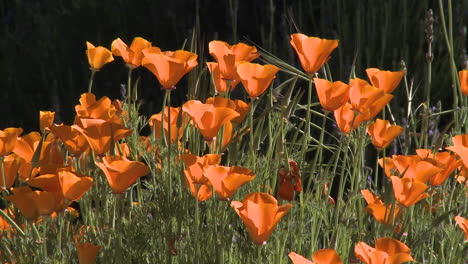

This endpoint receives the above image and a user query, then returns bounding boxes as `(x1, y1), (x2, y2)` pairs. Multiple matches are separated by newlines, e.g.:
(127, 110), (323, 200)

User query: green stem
(300, 78), (313, 164)
(307, 111), (328, 191)
(0, 209), (25, 236)
(87, 70), (96, 93)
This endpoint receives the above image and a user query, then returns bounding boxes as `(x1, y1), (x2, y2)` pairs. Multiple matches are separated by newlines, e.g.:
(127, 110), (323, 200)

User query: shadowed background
(1, 0), (466, 132)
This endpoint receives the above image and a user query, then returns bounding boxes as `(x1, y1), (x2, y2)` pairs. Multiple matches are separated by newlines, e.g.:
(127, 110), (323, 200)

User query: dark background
(1, 0), (466, 132)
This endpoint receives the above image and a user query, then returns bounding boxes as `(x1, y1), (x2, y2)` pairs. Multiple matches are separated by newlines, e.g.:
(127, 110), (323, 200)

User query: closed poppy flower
(142, 49), (198, 90)
(289, 249), (343, 264)
(230, 192), (292, 245)
(95, 156), (149, 194)
(40, 111), (55, 132)
(278, 159), (302, 201)
(391, 176), (429, 207)
(446, 134), (468, 168)
(58, 170), (93, 202)
(205, 97), (250, 124)
(415, 149), (458, 186)
(237, 62), (279, 98)
(0, 127), (22, 157)
(366, 119), (403, 149)
(203, 165), (255, 200)
(459, 70), (468, 95)
(182, 100), (240, 141)
(333, 102), (365, 134)
(361, 189), (401, 225)
(72, 119), (132, 157)
(149, 107), (183, 143)
(86, 42), (114, 72)
(366, 68), (405, 93)
(49, 124), (89, 157)
(290, 33), (339, 75)
(354, 237), (414, 264)
(1, 154), (22, 191)
(313, 78), (349, 111)
(454, 215), (468, 241)
(75, 241), (101, 264)
(208, 41), (259, 81)
(6, 186), (61, 220)
(206, 62), (241, 93)
(111, 37), (152, 68)
(180, 153), (221, 201)
(349, 78), (384, 117)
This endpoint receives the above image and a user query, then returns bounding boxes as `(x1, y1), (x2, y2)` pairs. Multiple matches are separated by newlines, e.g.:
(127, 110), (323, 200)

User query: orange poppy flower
(111, 37), (152, 68)
(75, 93), (123, 124)
(237, 62), (279, 98)
(6, 186), (62, 220)
(454, 215), (468, 241)
(391, 176), (429, 207)
(290, 33), (339, 75)
(180, 153), (221, 201)
(182, 100), (240, 141)
(202, 165), (255, 200)
(58, 170), (93, 201)
(415, 149), (458, 186)
(26, 173), (61, 192)
(378, 157), (397, 178)
(39, 111), (55, 132)
(366, 68), (405, 93)
(366, 119), (403, 149)
(95, 156), (149, 194)
(230, 192), (292, 245)
(348, 78), (384, 116)
(459, 70), (468, 95)
(72, 119), (131, 157)
(354, 237), (414, 264)
(361, 189), (401, 225)
(333, 102), (365, 134)
(278, 159), (302, 201)
(288, 249), (343, 264)
(1, 154), (22, 191)
(49, 124), (89, 157)
(205, 97), (250, 124)
(85, 42), (114, 72)
(149, 107), (183, 143)
(206, 62), (241, 93)
(142, 49), (198, 90)
(75, 241), (101, 264)
(364, 92), (394, 121)
(0, 127), (22, 157)
(208, 41), (259, 81)
(446, 134), (468, 168)
(313, 78), (349, 111)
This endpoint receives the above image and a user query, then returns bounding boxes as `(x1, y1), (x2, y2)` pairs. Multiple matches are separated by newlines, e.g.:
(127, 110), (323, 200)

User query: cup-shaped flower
(72, 119), (131, 157)
(361, 189), (401, 225)
(366, 68), (405, 93)
(149, 107), (183, 143)
(415, 149), (458, 186)
(182, 100), (239, 141)
(349, 78), (384, 115)
(95, 156), (149, 194)
(58, 170), (93, 202)
(142, 49), (198, 90)
(180, 153), (221, 201)
(49, 124), (89, 157)
(454, 216), (468, 241)
(111, 37), (152, 68)
(208, 41), (259, 81)
(6, 186), (62, 220)
(278, 160), (302, 201)
(459, 70), (468, 95)
(203, 165), (255, 200)
(230, 192), (292, 245)
(290, 33), (339, 75)
(207, 62), (241, 93)
(40, 111), (55, 132)
(237, 62), (279, 98)
(446, 134), (468, 168)
(313, 78), (349, 111)
(75, 93), (124, 125)
(75, 241), (101, 264)
(0, 127), (22, 157)
(366, 119), (403, 149)
(391, 176), (429, 207)
(354, 237), (414, 264)
(205, 96), (250, 124)
(289, 249), (343, 264)
(0, 154), (22, 191)
(86, 42), (114, 72)
(333, 102), (365, 134)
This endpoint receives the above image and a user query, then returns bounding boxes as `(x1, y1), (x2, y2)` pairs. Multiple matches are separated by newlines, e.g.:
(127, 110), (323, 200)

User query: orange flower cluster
(288, 249), (343, 264)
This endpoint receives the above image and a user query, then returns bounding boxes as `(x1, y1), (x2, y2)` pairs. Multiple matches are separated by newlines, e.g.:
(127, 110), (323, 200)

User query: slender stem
(0, 209), (25, 236)
(300, 78), (313, 164)
(249, 97), (256, 169)
(87, 70), (96, 93)
(307, 111), (328, 191)
(166, 89), (173, 197)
